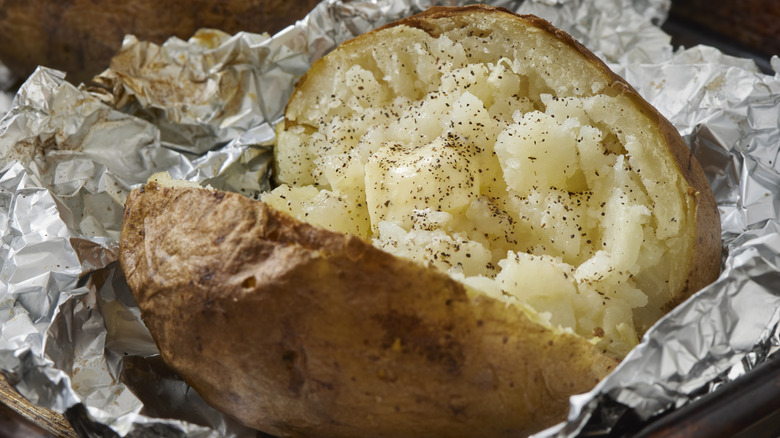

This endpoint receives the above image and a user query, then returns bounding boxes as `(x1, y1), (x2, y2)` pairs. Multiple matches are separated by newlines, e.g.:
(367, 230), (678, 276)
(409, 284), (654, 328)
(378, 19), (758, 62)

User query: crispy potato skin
(121, 182), (618, 437)
(638, 95), (721, 309)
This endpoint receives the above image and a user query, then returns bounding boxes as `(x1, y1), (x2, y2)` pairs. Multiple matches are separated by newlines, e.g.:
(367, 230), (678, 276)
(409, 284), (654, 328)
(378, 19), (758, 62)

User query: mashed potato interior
(266, 22), (691, 357)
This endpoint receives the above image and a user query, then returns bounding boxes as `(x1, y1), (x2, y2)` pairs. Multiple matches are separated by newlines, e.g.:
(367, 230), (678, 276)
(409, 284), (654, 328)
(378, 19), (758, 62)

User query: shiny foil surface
(0, 0), (778, 436)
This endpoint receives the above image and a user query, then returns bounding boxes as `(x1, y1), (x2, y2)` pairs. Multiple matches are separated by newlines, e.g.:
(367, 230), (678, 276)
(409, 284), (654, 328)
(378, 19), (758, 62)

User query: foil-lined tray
(0, 0), (779, 436)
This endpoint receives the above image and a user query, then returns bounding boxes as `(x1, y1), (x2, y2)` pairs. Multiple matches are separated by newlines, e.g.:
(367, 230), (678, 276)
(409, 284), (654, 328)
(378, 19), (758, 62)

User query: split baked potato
(120, 5), (721, 437)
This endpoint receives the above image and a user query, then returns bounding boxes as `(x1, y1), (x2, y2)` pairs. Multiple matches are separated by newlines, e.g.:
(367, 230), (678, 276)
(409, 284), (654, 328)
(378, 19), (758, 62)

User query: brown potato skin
(120, 182), (618, 437)
(0, 0), (320, 85)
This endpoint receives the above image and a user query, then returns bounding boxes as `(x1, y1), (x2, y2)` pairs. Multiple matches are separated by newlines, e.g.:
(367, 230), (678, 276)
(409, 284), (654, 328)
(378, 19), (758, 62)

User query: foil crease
(0, 0), (778, 436)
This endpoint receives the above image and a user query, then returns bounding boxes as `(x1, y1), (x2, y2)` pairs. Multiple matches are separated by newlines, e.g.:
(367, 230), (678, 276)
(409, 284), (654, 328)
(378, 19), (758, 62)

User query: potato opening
(266, 14), (695, 357)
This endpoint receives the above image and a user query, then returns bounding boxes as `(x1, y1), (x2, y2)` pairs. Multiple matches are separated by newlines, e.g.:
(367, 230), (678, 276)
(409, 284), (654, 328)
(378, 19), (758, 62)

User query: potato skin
(0, 0), (320, 85)
(120, 182), (618, 437)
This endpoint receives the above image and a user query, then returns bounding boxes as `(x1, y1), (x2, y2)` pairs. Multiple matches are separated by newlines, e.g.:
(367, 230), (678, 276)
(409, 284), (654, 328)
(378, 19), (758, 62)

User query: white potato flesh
(364, 136), (480, 232)
(269, 19), (694, 357)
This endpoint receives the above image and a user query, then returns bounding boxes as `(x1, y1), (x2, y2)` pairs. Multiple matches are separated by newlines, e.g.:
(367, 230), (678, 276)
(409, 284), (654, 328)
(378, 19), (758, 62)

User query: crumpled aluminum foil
(0, 0), (778, 436)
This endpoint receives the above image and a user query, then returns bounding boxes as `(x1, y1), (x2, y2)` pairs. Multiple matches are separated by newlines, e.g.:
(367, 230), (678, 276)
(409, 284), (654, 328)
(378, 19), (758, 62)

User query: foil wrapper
(0, 0), (778, 436)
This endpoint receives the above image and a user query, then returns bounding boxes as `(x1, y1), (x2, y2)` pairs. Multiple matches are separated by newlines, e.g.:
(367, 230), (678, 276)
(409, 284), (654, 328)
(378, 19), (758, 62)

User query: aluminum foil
(0, 0), (778, 436)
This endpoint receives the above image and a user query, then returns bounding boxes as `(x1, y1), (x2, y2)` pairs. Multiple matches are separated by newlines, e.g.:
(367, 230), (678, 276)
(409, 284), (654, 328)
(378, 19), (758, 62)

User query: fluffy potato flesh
(269, 7), (720, 358)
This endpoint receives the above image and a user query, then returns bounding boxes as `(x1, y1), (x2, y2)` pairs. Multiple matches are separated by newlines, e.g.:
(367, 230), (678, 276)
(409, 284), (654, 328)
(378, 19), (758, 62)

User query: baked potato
(119, 5), (721, 437)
